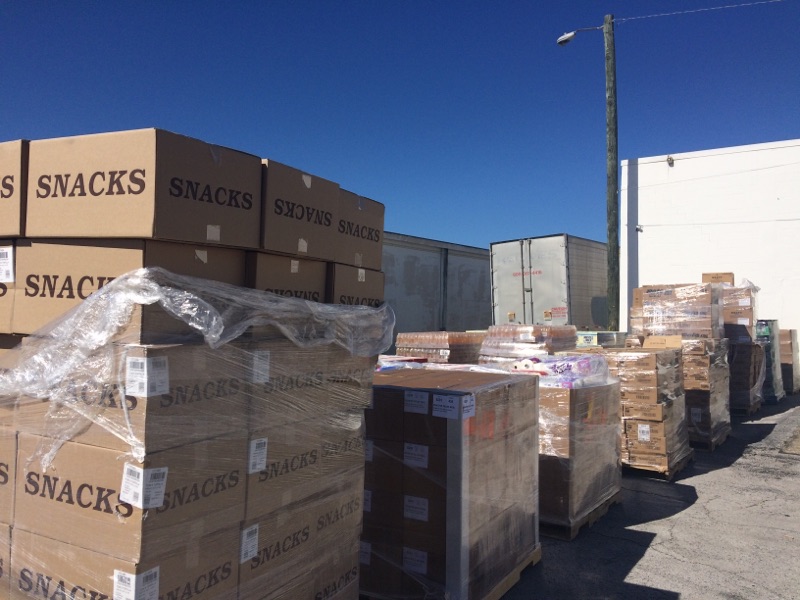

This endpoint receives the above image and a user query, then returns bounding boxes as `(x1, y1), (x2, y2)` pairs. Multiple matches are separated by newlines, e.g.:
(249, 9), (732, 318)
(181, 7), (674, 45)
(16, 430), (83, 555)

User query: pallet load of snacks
(0, 268), (394, 600)
(779, 329), (800, 394)
(394, 331), (487, 364)
(361, 365), (541, 599)
(504, 354), (621, 539)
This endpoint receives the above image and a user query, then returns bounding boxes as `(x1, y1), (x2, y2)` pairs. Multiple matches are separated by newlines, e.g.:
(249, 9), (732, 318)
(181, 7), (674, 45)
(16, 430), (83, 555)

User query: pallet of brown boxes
(476, 325), (623, 539)
(361, 363), (541, 599)
(0, 268), (394, 600)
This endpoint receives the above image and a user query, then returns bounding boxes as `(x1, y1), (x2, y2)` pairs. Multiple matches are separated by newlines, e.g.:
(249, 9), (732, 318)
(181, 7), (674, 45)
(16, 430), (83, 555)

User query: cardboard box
(238, 475), (363, 600)
(363, 487), (404, 531)
(0, 427), (15, 524)
(621, 400), (672, 421)
(335, 190), (384, 271)
(0, 240), (15, 333)
(11, 238), (246, 338)
(0, 140), (28, 237)
(260, 160), (339, 260)
(359, 526), (404, 597)
(624, 419), (678, 454)
(9, 526), (240, 600)
(365, 439), (404, 493)
(14, 433), (247, 562)
(26, 129), (261, 248)
(0, 523), (9, 599)
(326, 263), (385, 307)
(245, 251), (326, 303)
(365, 389), (405, 442)
(702, 272), (734, 285)
(14, 342), (251, 453)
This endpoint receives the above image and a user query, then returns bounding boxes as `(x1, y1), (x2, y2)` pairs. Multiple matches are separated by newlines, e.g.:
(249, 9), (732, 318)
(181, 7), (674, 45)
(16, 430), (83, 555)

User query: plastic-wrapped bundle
(505, 354), (611, 389)
(478, 324), (577, 366)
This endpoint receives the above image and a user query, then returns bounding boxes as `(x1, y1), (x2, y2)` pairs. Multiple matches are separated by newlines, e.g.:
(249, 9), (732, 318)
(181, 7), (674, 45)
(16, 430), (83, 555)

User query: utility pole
(604, 14), (619, 331)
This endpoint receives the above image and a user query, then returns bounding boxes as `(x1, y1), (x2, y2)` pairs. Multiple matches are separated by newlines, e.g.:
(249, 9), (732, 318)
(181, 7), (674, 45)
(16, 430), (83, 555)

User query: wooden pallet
(689, 425), (731, 452)
(731, 400), (762, 417)
(540, 491), (622, 541)
(624, 448), (695, 482)
(359, 545), (542, 600)
(482, 544), (542, 600)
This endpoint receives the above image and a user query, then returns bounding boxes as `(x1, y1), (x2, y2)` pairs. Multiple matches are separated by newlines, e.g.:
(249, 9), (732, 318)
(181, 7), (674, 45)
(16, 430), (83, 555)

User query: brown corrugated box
(260, 159), (339, 260)
(15, 342), (251, 453)
(245, 251), (326, 303)
(0, 240), (15, 333)
(11, 238), (246, 339)
(26, 129), (261, 248)
(335, 189), (384, 271)
(0, 523), (9, 598)
(0, 427), (14, 524)
(327, 263), (385, 307)
(10, 525), (240, 600)
(702, 272), (734, 285)
(14, 432), (247, 562)
(0, 140), (28, 237)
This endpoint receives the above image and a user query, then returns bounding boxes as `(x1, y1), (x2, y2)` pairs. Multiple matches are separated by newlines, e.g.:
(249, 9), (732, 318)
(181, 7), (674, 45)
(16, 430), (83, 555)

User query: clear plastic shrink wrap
(535, 354), (621, 529)
(361, 368), (540, 600)
(0, 267), (394, 600)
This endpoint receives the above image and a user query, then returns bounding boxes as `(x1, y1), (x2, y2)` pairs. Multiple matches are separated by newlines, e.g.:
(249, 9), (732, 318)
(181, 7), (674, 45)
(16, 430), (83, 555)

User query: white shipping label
(432, 394), (475, 419)
(403, 547), (428, 575)
(738, 298), (751, 306)
(248, 438), (268, 474)
(359, 541), (372, 566)
(120, 464), (169, 509)
(358, 268), (366, 283)
(691, 407), (702, 423)
(114, 567), (160, 600)
(298, 238), (308, 253)
(363, 489), (372, 512)
(637, 424), (652, 442)
(206, 225), (221, 242)
(240, 524), (259, 563)
(404, 390), (429, 414)
(125, 356), (170, 398)
(365, 440), (374, 462)
(251, 350), (271, 383)
(738, 318), (751, 325)
(0, 246), (13, 283)
(290, 260), (300, 274)
(403, 495), (429, 522)
(403, 443), (429, 469)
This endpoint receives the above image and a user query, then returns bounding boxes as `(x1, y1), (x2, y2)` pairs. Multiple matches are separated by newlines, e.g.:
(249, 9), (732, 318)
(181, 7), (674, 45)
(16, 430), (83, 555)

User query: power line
(617, 0), (788, 24)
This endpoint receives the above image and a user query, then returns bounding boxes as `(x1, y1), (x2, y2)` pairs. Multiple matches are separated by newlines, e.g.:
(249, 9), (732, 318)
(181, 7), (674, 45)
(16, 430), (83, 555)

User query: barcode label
(113, 567), (159, 600)
(240, 525), (259, 563)
(248, 437), (268, 474)
(0, 246), (12, 283)
(120, 464), (168, 509)
(251, 351), (271, 383)
(126, 356), (170, 397)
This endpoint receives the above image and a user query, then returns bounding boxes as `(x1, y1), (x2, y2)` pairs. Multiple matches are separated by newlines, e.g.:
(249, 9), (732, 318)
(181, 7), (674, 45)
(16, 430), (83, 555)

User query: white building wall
(621, 139), (800, 330)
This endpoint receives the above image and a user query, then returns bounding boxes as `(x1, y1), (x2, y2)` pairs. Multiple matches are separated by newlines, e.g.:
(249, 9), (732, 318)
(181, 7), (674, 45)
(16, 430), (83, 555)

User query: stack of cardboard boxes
(755, 319), (785, 403)
(681, 339), (731, 447)
(780, 329), (800, 394)
(361, 368), (540, 599)
(721, 281), (765, 412)
(394, 331), (487, 364)
(604, 346), (692, 474)
(0, 128), (393, 599)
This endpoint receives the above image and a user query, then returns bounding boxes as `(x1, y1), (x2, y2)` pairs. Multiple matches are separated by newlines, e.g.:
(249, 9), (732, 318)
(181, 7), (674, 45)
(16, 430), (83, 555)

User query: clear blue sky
(2, 1), (798, 249)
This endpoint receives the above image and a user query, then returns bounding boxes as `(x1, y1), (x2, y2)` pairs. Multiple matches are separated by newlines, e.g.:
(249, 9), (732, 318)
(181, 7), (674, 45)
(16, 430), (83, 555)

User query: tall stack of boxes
(680, 339), (731, 447)
(361, 368), (540, 599)
(721, 282), (764, 412)
(755, 319), (785, 403)
(780, 329), (800, 394)
(0, 128), (392, 599)
(605, 347), (691, 474)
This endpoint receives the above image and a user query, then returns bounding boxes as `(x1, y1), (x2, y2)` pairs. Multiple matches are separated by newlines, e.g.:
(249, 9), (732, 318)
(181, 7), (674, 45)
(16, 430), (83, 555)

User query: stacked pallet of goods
(394, 331), (487, 364)
(0, 129), (394, 599)
(780, 329), (800, 394)
(478, 325), (623, 537)
(755, 319), (785, 404)
(721, 280), (765, 413)
(360, 366), (541, 599)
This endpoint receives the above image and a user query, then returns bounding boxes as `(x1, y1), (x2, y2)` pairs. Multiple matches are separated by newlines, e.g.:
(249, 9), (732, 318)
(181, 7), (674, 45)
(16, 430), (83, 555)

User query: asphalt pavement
(504, 393), (800, 600)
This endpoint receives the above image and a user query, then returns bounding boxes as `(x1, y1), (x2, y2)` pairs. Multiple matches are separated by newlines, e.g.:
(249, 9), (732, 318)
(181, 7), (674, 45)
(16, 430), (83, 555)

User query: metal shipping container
(382, 232), (492, 343)
(490, 234), (608, 328)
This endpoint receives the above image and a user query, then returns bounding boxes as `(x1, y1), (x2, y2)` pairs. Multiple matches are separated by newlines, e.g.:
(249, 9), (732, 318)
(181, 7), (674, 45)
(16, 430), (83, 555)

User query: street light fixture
(557, 14), (620, 332)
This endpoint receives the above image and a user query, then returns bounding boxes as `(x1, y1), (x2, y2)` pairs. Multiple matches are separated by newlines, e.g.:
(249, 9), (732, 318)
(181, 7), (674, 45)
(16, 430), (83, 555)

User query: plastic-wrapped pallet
(395, 331), (486, 364)
(0, 267), (395, 600)
(681, 339), (731, 448)
(478, 324), (578, 368)
(779, 329), (800, 394)
(629, 283), (724, 339)
(361, 367), (540, 600)
(756, 320), (785, 403)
